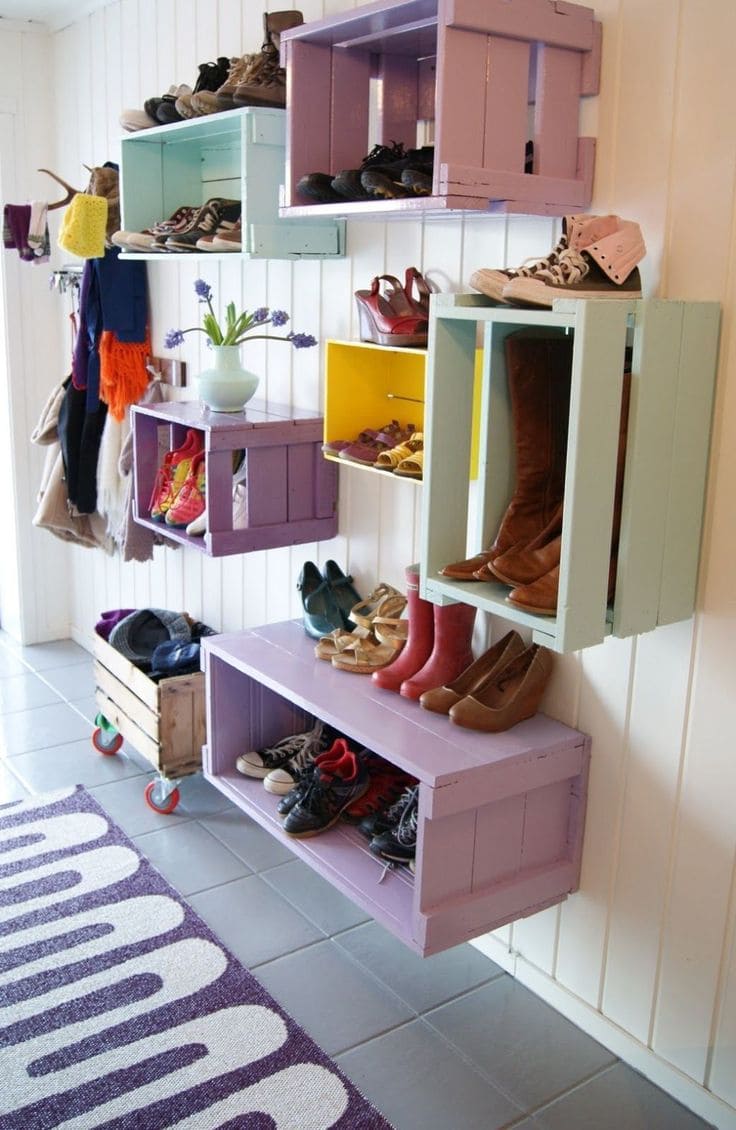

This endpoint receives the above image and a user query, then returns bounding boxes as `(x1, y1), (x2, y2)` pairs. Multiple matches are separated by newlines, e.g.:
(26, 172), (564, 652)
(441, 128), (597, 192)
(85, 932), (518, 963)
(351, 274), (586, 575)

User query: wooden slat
(482, 36), (530, 174)
(95, 689), (160, 770)
(447, 0), (596, 51)
(657, 303), (721, 624)
(94, 663), (160, 744)
(557, 300), (629, 651)
(533, 44), (582, 180)
(94, 637), (159, 711)
(613, 301), (684, 638)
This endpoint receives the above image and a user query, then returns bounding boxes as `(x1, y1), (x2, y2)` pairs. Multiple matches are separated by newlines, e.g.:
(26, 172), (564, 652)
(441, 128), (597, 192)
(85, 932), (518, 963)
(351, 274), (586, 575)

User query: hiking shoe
(500, 218), (646, 307)
(232, 9), (304, 109)
(236, 720), (328, 785)
(148, 428), (203, 522)
(341, 758), (416, 824)
(359, 146), (434, 201)
(330, 142), (409, 202)
(283, 745), (370, 837)
(165, 451), (206, 527)
(164, 200), (241, 251)
(369, 785), (419, 864)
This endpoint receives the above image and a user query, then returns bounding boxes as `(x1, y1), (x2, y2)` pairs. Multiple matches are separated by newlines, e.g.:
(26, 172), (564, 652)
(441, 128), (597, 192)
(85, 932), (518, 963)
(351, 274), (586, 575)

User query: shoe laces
(283, 722), (327, 773)
(382, 784), (417, 828)
(262, 722), (323, 768)
(395, 786), (419, 845)
(148, 462), (173, 509)
(360, 142), (406, 170)
(508, 233), (570, 279)
(527, 246), (590, 286)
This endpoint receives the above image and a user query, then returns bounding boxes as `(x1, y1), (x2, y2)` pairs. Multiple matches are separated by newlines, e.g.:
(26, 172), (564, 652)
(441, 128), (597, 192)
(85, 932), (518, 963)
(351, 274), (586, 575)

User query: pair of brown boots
(441, 330), (630, 616)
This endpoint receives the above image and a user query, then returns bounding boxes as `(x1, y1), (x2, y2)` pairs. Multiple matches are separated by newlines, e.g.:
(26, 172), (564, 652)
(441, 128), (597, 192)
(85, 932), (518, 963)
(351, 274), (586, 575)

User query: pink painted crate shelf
(132, 400), (337, 557)
(280, 0), (601, 218)
(201, 619), (591, 956)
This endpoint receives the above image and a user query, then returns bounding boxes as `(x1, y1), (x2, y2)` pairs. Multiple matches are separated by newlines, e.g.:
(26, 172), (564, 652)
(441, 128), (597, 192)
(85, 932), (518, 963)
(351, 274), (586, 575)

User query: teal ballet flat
(297, 561), (344, 639)
(322, 560), (363, 631)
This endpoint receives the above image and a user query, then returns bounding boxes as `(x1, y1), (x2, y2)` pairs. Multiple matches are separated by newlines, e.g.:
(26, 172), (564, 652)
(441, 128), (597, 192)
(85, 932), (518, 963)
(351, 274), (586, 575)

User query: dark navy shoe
(322, 560), (362, 631)
(297, 560), (344, 639)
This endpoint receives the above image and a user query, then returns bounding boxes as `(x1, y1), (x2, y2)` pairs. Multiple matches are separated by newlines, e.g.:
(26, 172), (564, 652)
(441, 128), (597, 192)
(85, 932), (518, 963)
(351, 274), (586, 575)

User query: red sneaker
(149, 428), (203, 522)
(165, 450), (206, 528)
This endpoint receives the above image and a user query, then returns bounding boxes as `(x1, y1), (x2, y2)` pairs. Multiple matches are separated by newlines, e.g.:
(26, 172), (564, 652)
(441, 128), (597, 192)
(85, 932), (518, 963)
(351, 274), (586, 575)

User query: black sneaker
(360, 146), (435, 200)
(359, 781), (418, 840)
(370, 785), (419, 864)
(330, 142), (408, 201)
(283, 747), (369, 838)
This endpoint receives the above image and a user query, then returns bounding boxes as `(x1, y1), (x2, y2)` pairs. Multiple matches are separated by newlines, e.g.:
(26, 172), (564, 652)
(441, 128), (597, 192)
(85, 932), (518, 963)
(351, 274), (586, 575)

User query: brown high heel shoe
(449, 644), (553, 732)
(419, 629), (524, 715)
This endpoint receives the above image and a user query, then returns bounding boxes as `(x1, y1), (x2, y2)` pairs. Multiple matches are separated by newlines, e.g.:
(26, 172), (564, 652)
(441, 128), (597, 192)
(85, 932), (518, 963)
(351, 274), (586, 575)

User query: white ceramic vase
(195, 345), (259, 412)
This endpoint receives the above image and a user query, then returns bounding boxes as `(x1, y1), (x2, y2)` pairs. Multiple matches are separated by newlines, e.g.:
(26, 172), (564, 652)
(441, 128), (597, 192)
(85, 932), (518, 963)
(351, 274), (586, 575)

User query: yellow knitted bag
(58, 193), (108, 259)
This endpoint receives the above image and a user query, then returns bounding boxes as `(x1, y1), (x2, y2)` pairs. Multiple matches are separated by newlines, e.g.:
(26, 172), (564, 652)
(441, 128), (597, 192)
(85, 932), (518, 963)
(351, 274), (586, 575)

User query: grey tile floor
(0, 632), (714, 1130)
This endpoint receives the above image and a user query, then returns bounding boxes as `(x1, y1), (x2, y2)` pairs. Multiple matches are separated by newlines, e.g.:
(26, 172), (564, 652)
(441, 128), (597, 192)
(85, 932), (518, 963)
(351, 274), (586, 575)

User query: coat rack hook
(38, 168), (81, 211)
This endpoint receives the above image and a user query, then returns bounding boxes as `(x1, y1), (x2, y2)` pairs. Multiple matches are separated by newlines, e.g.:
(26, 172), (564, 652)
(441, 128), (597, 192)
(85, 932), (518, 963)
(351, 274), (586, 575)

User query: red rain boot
(400, 600), (476, 701)
(372, 566), (434, 693)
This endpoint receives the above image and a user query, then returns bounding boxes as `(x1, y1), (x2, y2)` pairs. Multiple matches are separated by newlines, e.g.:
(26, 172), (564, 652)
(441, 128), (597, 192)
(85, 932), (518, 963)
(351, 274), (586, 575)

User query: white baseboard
(471, 935), (735, 1130)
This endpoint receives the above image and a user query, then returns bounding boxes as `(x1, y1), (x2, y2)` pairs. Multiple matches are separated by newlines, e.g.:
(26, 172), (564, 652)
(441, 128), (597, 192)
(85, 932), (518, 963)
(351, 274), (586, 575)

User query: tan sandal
(374, 432), (423, 472)
(314, 623), (371, 661)
(350, 583), (406, 629)
(331, 635), (403, 674)
(373, 616), (409, 646)
(394, 449), (423, 479)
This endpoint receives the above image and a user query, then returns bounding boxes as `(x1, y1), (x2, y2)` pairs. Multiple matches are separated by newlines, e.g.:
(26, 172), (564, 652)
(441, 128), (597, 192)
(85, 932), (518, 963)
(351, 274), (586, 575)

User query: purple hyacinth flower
(289, 332), (318, 349)
(271, 309), (289, 327)
(165, 329), (185, 348)
(194, 278), (212, 302)
(253, 307), (269, 324)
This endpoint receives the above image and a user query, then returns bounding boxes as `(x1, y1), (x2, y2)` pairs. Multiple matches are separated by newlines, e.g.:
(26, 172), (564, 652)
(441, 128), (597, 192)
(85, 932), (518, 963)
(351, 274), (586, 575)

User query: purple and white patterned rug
(0, 786), (393, 1129)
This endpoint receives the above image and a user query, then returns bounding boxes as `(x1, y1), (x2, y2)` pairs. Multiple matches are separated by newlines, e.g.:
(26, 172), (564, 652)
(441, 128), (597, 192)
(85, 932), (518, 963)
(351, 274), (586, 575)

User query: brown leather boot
(440, 329), (572, 580)
(506, 368), (631, 615)
(449, 644), (554, 732)
(476, 501), (563, 585)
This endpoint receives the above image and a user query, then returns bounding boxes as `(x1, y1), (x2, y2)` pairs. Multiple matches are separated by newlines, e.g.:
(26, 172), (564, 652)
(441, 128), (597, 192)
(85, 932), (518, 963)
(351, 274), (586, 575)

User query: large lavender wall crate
(281, 0), (601, 217)
(201, 620), (591, 957)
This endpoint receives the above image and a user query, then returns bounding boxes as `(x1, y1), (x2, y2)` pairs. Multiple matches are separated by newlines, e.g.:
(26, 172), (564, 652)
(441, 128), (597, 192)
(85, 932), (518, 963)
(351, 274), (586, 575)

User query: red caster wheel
(92, 726), (123, 756)
(144, 779), (181, 815)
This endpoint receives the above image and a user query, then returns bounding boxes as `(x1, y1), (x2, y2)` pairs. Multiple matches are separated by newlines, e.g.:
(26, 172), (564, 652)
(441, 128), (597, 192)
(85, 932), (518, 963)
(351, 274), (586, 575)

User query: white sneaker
(236, 722), (327, 788)
(186, 510), (207, 536)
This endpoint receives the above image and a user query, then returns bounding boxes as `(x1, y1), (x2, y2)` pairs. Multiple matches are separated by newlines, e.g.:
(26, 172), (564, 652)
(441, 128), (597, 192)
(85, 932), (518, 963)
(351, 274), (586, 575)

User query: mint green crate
(119, 107), (344, 260)
(420, 294), (721, 653)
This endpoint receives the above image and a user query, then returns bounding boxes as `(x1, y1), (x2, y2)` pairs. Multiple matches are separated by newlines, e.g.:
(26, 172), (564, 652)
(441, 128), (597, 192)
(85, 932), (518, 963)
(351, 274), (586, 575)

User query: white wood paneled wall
(4, 0), (735, 1123)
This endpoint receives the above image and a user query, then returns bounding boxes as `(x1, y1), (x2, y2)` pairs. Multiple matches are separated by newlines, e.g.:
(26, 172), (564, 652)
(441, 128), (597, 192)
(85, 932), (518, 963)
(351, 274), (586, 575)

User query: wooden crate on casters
(92, 634), (205, 814)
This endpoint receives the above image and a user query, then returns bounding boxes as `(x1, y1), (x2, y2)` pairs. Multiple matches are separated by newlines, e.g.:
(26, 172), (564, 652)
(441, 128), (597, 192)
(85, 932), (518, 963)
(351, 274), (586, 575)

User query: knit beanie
(58, 193), (108, 259)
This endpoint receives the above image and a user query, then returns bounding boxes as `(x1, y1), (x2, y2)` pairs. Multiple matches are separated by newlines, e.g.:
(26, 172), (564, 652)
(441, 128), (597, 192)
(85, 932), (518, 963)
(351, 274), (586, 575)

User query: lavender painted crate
(281, 0), (601, 218)
(132, 400), (337, 557)
(201, 620), (590, 957)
